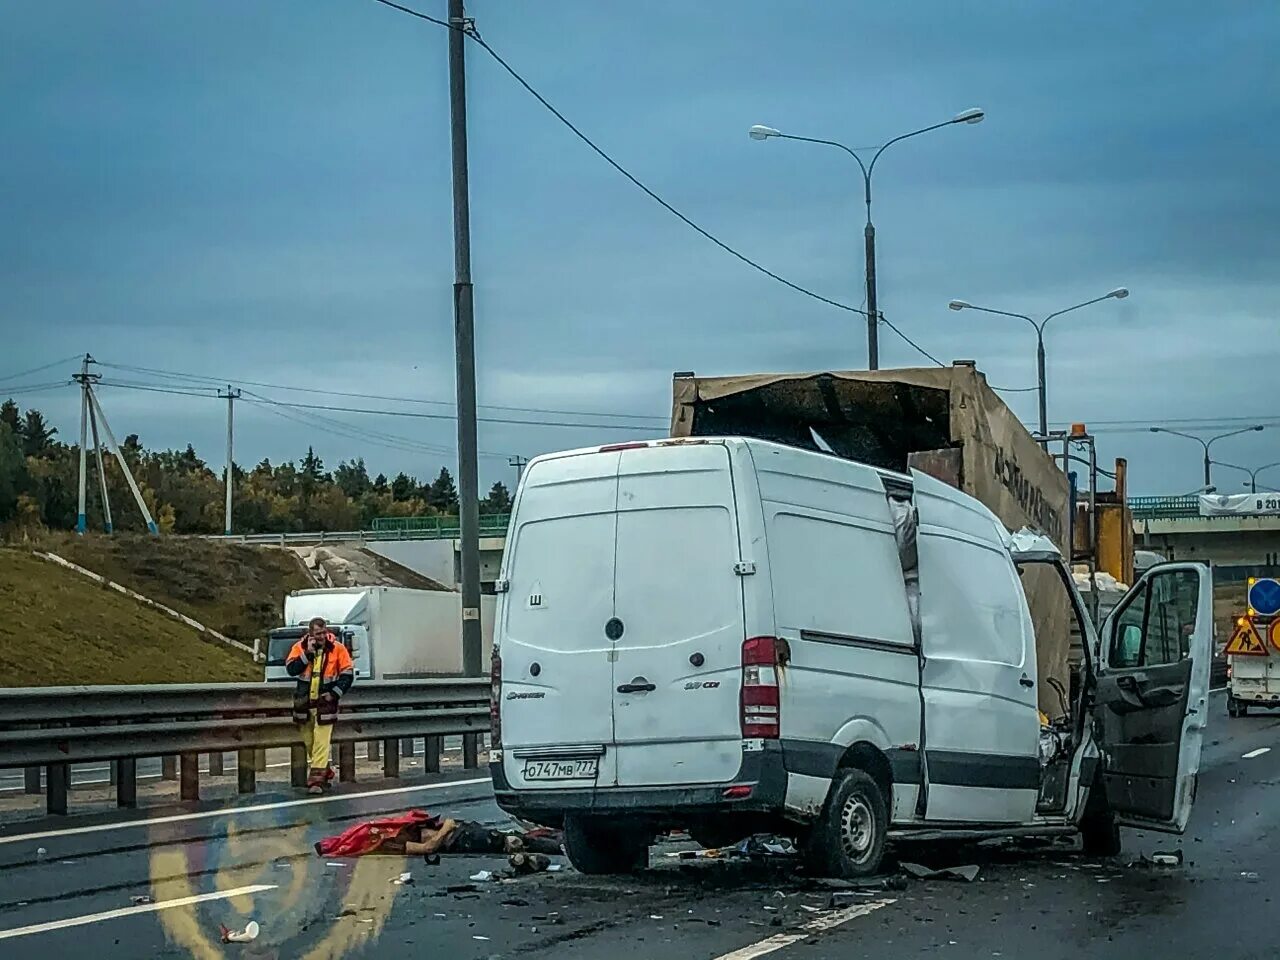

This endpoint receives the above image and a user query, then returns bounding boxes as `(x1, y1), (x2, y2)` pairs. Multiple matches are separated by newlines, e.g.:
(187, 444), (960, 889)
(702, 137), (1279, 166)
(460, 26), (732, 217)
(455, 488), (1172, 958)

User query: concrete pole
(448, 0), (483, 681)
(219, 386), (239, 535)
(88, 399), (113, 533)
(76, 356), (89, 534)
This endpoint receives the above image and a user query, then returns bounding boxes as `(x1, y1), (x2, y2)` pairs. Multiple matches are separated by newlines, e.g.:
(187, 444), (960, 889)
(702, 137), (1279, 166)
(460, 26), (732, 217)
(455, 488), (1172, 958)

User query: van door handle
(1019, 674), (1035, 688)
(617, 682), (656, 694)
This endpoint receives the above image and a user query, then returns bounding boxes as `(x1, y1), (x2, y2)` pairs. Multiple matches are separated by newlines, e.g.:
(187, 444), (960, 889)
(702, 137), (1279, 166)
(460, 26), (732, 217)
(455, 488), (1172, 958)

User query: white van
(489, 438), (1212, 877)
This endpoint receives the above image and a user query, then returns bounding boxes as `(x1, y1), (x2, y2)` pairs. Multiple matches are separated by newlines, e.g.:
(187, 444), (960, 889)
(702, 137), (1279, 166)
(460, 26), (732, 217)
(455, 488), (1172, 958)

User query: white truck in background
(264, 586), (495, 683)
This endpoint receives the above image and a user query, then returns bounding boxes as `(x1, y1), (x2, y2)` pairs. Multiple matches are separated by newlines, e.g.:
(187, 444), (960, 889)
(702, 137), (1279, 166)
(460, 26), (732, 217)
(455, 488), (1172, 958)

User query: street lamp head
(749, 124), (781, 141)
(1149, 427), (1162, 434)
(1107, 287), (1129, 300)
(948, 300), (971, 311)
(1253, 425), (1266, 432)
(953, 107), (985, 125)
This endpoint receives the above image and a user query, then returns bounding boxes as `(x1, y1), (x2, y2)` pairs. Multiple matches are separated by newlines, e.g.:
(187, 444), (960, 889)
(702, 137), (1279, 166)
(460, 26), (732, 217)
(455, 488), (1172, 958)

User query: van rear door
(611, 444), (747, 787)
(499, 451), (621, 790)
(1093, 562), (1211, 832)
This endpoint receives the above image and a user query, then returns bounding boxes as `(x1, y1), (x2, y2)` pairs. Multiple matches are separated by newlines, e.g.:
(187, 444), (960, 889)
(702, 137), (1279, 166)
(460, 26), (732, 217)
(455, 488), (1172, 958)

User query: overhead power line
(97, 360), (668, 424)
(0, 379), (72, 397)
(0, 356), (81, 386)
(366, 0), (957, 368)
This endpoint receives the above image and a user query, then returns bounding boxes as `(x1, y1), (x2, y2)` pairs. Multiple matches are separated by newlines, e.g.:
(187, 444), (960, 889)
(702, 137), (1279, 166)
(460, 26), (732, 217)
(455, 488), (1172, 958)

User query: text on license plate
(523, 758), (599, 781)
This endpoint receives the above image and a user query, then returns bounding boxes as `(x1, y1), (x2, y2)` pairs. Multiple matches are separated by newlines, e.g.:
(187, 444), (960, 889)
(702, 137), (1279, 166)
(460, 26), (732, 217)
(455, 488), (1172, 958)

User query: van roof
(525, 435), (912, 485)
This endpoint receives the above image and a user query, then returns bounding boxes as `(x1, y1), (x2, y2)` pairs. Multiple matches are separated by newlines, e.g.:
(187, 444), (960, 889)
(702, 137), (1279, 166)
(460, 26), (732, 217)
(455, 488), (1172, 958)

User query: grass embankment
(42, 533), (312, 642)
(0, 549), (261, 686)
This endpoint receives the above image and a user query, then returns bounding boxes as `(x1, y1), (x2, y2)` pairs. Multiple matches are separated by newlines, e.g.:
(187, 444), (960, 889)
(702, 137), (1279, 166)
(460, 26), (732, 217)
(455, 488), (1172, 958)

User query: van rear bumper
(492, 742), (787, 822)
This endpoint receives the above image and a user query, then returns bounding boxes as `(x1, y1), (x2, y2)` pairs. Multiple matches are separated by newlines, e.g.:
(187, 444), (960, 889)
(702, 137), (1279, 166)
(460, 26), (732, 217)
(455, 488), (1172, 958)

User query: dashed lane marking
(0, 884), (277, 940)
(1243, 747), (1271, 759)
(711, 899), (895, 960)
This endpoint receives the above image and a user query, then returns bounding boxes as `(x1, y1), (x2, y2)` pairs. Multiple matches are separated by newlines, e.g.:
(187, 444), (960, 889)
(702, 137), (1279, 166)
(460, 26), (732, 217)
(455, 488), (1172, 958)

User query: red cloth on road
(314, 809), (443, 858)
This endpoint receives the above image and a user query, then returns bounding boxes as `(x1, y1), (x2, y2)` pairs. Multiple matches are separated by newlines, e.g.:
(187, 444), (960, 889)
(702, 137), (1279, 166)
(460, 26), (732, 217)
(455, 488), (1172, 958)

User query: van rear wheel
(803, 769), (888, 878)
(563, 815), (649, 875)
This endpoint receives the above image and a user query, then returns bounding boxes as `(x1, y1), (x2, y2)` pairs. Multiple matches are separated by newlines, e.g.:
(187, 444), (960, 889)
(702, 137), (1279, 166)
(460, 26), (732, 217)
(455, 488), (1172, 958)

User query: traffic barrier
(0, 679), (489, 815)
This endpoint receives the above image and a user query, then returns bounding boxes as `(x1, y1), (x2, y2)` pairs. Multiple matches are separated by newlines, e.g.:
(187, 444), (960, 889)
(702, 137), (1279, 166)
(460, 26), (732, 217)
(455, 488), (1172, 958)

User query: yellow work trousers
(299, 712), (334, 771)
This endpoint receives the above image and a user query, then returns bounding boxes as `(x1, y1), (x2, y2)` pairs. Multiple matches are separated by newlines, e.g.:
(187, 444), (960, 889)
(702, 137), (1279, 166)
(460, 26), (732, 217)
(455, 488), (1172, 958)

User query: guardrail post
(208, 752), (225, 777)
(290, 744), (308, 787)
(401, 737), (415, 758)
(237, 749), (256, 794)
(383, 739), (400, 779)
(117, 758), (137, 808)
(161, 756), (178, 781)
(109, 760), (118, 786)
(179, 753), (199, 801)
(367, 741), (380, 762)
(425, 735), (441, 773)
(254, 748), (267, 772)
(23, 767), (41, 794)
(463, 733), (479, 769)
(338, 743), (356, 782)
(47, 763), (69, 816)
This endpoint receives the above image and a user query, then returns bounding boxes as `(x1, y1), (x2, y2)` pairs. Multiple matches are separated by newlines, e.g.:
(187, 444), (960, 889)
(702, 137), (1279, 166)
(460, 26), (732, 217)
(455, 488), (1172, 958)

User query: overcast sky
(3, 1), (1277, 495)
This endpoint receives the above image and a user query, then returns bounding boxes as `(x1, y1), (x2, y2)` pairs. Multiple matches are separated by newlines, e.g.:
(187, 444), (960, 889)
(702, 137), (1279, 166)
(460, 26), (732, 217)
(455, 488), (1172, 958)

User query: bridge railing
(1130, 495), (1202, 520)
(0, 679), (490, 816)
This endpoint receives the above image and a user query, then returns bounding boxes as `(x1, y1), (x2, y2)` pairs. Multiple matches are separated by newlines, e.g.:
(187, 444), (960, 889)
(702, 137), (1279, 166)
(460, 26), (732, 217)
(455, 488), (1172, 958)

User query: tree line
(0, 399), (513, 537)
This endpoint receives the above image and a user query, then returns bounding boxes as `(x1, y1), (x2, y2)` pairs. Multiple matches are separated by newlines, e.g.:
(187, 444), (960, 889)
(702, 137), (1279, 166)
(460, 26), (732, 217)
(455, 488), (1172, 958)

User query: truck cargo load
(670, 362), (1074, 719)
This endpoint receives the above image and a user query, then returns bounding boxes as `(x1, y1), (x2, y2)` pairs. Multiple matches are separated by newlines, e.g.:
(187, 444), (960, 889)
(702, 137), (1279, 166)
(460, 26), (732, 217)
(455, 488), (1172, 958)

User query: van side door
(912, 470), (1041, 824)
(1093, 563), (1211, 832)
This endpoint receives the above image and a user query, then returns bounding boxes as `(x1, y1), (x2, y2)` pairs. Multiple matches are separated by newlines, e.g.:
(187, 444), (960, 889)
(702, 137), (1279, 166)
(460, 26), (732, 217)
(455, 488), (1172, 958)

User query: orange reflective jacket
(285, 633), (355, 724)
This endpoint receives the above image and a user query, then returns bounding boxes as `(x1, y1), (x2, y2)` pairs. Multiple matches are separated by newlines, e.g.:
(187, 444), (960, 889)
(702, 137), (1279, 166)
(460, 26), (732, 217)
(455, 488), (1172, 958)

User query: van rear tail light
(489, 650), (503, 750)
(741, 636), (781, 739)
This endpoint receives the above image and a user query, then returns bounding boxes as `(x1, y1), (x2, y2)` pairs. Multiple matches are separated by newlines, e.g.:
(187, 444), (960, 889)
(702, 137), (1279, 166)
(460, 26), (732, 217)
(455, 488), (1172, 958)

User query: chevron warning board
(1226, 620), (1269, 657)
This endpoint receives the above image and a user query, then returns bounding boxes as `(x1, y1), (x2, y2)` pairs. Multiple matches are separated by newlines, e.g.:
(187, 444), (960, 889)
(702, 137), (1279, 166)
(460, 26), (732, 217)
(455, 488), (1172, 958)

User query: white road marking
(1243, 747), (1271, 759)
(0, 777), (491, 846)
(711, 899), (894, 960)
(0, 884), (277, 940)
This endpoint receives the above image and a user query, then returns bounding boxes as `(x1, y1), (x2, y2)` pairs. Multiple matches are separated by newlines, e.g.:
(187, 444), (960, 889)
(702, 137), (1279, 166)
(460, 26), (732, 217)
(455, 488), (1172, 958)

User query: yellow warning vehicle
(1225, 577), (1280, 718)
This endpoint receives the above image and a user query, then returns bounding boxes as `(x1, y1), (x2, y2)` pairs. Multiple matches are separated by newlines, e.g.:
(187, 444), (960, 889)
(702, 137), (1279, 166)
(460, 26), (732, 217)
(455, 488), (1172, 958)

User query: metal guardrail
(0, 679), (490, 815)
(371, 513), (511, 536)
(204, 524), (510, 546)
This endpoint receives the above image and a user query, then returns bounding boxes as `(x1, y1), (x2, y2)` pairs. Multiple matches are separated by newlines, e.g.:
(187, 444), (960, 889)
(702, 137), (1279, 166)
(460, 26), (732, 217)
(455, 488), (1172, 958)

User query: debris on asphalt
(900, 862), (981, 882)
(130, 895), (153, 905)
(220, 920), (261, 943)
(736, 834), (798, 858)
(1241, 871), (1260, 880)
(444, 883), (479, 894)
(1151, 851), (1184, 866)
(36, 847), (47, 860)
(393, 872), (414, 885)
(509, 852), (552, 875)
(469, 870), (498, 883)
(816, 875), (907, 892)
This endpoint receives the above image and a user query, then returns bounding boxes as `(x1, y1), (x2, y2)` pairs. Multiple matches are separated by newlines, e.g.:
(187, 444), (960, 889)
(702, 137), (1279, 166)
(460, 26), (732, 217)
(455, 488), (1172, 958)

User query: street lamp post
(1209, 459), (1280, 494)
(749, 107), (984, 370)
(947, 290), (1129, 437)
(1149, 425), (1266, 486)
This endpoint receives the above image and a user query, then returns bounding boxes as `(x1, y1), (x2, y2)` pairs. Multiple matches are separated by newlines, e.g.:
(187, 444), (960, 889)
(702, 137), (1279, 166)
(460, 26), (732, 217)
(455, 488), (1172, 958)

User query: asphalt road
(0, 691), (1276, 960)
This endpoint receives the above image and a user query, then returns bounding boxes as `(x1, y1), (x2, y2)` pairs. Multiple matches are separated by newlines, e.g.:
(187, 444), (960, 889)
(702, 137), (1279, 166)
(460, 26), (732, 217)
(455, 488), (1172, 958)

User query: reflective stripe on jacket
(285, 633), (355, 725)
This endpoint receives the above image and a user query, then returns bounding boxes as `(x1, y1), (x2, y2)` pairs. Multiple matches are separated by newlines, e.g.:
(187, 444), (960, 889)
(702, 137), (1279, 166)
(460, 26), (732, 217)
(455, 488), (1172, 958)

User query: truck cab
(264, 624), (368, 683)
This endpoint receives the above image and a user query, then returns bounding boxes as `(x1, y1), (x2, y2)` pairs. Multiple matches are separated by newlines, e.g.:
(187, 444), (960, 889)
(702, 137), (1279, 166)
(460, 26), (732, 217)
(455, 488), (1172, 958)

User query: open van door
(1093, 563), (1212, 833)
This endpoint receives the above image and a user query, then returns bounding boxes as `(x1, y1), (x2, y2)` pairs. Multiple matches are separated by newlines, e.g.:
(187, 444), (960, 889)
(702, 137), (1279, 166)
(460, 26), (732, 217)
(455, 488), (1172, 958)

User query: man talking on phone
(285, 617), (355, 794)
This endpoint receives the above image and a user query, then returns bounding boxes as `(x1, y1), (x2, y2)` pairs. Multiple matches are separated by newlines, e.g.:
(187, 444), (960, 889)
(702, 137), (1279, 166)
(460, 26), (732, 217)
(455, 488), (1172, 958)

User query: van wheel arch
(836, 742), (894, 802)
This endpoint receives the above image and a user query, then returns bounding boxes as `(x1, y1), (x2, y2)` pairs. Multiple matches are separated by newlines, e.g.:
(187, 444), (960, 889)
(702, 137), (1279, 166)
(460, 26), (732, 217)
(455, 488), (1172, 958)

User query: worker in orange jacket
(285, 617), (355, 794)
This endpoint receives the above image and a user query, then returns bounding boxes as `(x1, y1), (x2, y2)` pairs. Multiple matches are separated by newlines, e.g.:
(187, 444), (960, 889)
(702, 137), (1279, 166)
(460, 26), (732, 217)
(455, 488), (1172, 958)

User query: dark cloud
(2, 0), (1277, 494)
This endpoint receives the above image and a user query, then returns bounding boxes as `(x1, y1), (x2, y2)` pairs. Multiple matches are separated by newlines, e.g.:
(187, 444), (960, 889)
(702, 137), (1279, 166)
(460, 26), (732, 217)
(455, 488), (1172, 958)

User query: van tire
(803, 769), (888, 878)
(563, 815), (649, 875)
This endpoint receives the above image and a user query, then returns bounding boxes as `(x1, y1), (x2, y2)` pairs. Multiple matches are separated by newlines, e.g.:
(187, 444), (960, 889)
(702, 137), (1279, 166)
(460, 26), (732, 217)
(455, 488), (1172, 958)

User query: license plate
(522, 758), (599, 781)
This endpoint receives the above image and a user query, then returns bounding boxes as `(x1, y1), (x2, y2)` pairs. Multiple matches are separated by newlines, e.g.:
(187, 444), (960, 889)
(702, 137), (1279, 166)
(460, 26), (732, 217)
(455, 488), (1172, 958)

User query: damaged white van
(489, 438), (1212, 877)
